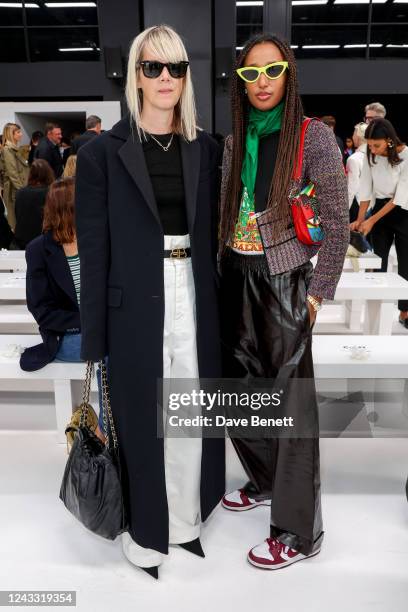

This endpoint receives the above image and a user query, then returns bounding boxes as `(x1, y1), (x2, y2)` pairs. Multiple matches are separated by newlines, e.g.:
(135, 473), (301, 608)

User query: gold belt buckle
(170, 248), (187, 259)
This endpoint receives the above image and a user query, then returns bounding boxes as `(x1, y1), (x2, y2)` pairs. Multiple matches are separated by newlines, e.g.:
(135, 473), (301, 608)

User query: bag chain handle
(99, 359), (119, 450)
(79, 360), (119, 450)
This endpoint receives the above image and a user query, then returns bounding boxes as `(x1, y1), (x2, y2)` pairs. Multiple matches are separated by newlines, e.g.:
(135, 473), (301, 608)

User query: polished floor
(0, 432), (407, 612)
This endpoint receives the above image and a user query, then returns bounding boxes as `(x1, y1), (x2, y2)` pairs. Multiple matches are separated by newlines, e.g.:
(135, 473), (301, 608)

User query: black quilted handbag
(59, 360), (128, 540)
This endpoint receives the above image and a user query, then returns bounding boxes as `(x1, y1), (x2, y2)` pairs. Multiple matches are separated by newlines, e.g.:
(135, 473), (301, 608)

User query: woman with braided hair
(219, 33), (349, 570)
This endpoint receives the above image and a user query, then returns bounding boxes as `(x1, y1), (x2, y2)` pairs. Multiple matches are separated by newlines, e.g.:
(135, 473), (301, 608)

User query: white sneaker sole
(247, 547), (321, 570)
(221, 499), (271, 512)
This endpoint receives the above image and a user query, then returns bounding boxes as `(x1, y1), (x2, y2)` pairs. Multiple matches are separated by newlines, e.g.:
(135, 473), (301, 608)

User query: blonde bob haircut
(2, 123), (20, 146)
(125, 24), (197, 142)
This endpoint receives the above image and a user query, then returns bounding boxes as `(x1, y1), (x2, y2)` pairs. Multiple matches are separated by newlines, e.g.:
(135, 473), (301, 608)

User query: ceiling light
(344, 43), (383, 47)
(59, 47), (96, 52)
(292, 1), (328, 5)
(0, 2), (39, 6)
(46, 2), (96, 7)
(236, 2), (264, 6)
(386, 43), (408, 47)
(303, 44), (341, 48)
(290, 45), (299, 48)
(334, 1), (387, 4)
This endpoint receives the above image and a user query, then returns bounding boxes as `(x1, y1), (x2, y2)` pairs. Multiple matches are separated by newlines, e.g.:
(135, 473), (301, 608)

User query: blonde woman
(62, 154), (77, 178)
(75, 25), (224, 579)
(1, 123), (29, 231)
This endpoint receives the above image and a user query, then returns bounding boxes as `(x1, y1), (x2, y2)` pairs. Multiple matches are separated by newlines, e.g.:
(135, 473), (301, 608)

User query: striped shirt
(66, 254), (81, 305)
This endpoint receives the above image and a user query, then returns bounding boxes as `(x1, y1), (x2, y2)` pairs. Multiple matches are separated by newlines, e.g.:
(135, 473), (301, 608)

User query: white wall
(0, 101), (121, 144)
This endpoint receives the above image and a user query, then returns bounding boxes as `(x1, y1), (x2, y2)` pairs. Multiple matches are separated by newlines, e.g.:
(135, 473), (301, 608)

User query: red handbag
(290, 118), (325, 246)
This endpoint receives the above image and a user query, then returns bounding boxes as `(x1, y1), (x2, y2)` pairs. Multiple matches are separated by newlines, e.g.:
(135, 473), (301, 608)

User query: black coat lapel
(180, 138), (201, 234)
(118, 134), (161, 226)
(44, 233), (77, 305)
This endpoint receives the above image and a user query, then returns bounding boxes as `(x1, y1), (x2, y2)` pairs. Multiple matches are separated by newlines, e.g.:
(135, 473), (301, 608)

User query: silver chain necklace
(148, 132), (174, 152)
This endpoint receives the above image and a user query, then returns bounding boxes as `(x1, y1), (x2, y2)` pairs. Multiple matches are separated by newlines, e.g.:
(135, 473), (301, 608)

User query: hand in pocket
(307, 301), (317, 329)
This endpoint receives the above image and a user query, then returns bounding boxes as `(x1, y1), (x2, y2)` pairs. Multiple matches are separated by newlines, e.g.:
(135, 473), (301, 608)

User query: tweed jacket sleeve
(304, 121), (349, 300)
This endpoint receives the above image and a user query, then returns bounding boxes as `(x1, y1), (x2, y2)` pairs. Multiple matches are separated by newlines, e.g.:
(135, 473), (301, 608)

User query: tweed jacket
(220, 120), (349, 300)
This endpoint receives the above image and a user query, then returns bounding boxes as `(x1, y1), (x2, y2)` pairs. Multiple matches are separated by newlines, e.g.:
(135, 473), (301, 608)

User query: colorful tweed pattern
(220, 120), (350, 300)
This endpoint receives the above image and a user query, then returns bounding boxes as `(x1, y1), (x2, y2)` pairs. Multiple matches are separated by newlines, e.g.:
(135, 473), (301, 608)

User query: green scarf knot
(241, 100), (284, 202)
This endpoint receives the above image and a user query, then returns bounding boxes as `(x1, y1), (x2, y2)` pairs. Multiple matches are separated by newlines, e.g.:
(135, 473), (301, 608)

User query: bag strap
(79, 359), (119, 450)
(292, 117), (317, 182)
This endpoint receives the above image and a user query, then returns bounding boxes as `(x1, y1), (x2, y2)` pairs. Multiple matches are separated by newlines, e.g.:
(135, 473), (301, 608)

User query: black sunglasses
(139, 60), (189, 79)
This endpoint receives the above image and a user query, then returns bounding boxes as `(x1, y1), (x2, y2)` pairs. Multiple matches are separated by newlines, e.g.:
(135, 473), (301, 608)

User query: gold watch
(307, 294), (322, 312)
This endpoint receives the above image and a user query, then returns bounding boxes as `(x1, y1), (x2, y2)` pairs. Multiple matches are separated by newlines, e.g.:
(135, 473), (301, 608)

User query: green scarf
(241, 101), (284, 201)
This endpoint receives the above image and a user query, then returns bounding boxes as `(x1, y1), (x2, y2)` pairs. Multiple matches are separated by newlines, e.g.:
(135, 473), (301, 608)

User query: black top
(142, 133), (187, 235)
(34, 137), (63, 178)
(71, 130), (98, 154)
(14, 185), (48, 248)
(254, 130), (280, 214)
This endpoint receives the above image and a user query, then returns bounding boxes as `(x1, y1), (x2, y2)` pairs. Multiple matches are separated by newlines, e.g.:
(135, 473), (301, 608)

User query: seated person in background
(62, 154), (77, 178)
(20, 176), (105, 440)
(14, 159), (55, 249)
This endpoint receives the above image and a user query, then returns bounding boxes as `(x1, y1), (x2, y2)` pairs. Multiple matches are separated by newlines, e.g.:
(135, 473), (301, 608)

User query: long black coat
(75, 116), (225, 554)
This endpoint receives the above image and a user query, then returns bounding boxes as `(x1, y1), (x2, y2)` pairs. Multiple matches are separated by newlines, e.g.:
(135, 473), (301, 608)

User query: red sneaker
(222, 488), (270, 512)
(248, 537), (321, 570)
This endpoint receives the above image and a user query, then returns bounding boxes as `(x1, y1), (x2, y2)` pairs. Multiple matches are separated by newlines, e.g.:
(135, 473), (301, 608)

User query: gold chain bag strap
(65, 361), (98, 454)
(59, 359), (128, 540)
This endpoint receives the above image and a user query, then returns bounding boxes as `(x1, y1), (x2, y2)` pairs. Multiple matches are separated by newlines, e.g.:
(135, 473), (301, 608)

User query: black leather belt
(163, 247), (191, 259)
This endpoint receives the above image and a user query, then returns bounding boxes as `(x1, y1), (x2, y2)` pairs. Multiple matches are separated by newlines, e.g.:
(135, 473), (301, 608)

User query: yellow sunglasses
(236, 61), (289, 83)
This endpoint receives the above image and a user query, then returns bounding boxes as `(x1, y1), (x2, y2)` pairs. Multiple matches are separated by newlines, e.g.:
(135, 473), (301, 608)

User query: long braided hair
(219, 33), (304, 250)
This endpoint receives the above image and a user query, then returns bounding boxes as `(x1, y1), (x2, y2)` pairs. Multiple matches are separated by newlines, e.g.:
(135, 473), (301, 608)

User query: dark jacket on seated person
(14, 185), (48, 248)
(20, 230), (80, 371)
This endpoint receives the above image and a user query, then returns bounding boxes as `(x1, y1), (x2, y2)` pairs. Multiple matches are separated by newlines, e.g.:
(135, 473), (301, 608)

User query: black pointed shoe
(140, 566), (159, 579)
(178, 538), (205, 558)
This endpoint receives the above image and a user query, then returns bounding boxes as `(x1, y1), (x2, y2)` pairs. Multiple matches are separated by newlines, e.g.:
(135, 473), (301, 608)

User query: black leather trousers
(220, 248), (323, 556)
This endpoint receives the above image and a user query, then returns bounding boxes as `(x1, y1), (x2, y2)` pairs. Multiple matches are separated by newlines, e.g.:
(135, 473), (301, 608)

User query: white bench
(313, 334), (408, 378)
(0, 250), (26, 272)
(0, 334), (97, 444)
(0, 273), (26, 300)
(332, 272), (408, 334)
(0, 303), (36, 331)
(312, 252), (382, 273)
(312, 334), (408, 436)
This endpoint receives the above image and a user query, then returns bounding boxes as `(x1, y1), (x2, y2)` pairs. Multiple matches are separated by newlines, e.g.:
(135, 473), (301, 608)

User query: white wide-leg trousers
(122, 235), (202, 568)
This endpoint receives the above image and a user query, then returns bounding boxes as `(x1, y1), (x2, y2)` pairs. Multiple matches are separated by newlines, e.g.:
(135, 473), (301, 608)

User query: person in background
(364, 101), (386, 125)
(320, 115), (344, 161)
(347, 121), (369, 222)
(351, 118), (408, 328)
(62, 155), (77, 179)
(34, 122), (63, 178)
(20, 176), (106, 440)
(60, 136), (71, 167)
(1, 122), (30, 231)
(71, 115), (102, 154)
(28, 130), (44, 165)
(14, 159), (55, 249)
(344, 136), (355, 160)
